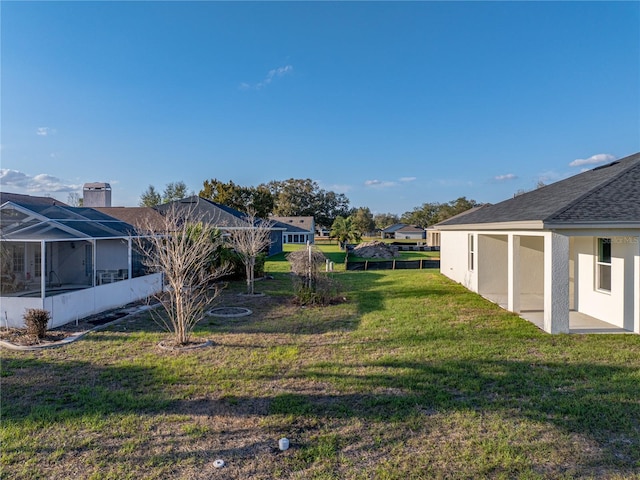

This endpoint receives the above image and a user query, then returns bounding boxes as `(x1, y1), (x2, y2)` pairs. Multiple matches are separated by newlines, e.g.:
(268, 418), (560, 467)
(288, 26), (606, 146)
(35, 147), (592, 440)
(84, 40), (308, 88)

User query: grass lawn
(2, 256), (639, 479)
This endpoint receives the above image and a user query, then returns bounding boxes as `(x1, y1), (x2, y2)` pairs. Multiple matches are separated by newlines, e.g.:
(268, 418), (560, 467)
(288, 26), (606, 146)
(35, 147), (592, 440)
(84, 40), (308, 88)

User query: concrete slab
(481, 293), (632, 334)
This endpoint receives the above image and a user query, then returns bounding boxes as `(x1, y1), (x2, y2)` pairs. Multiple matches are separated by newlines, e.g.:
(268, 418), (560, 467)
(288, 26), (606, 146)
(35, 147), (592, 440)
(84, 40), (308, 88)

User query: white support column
(634, 236), (640, 334)
(128, 237), (133, 280)
(508, 234), (521, 313)
(544, 232), (570, 334)
(40, 241), (46, 300)
(92, 239), (97, 287)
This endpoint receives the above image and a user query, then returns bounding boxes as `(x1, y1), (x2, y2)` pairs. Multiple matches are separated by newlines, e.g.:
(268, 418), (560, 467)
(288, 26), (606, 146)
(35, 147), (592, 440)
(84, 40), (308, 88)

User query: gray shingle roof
(270, 216), (314, 233)
(0, 192), (68, 207)
(438, 152), (640, 227)
(155, 196), (252, 228)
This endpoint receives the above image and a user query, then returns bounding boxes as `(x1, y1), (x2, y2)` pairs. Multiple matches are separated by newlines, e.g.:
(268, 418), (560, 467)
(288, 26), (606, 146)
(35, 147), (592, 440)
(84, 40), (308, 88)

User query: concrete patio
(482, 293), (632, 334)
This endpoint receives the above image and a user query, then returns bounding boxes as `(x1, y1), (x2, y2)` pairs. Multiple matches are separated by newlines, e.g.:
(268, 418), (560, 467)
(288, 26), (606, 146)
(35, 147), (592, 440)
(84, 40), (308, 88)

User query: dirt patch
(352, 241), (399, 259)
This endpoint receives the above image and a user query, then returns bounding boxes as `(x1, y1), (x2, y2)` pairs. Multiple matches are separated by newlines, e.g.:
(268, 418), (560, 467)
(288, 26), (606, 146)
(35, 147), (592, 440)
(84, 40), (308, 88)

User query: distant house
(156, 196), (285, 255)
(381, 223), (426, 240)
(270, 216), (315, 244)
(437, 152), (640, 334)
(100, 197), (287, 256)
(0, 198), (162, 329)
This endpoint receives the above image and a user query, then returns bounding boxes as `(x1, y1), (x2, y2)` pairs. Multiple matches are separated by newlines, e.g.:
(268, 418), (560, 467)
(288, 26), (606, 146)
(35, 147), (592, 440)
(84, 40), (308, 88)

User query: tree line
(139, 180), (480, 232)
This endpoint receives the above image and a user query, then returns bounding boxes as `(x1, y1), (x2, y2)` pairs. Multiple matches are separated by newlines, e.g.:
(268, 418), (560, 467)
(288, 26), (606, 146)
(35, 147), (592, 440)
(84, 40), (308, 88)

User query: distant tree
(200, 179), (274, 218)
(401, 202), (441, 228)
(314, 190), (351, 228)
(351, 207), (375, 236)
(330, 216), (361, 249)
(139, 185), (162, 207)
(401, 197), (479, 227)
(67, 192), (82, 207)
(264, 178), (351, 227)
(437, 197), (479, 222)
(374, 213), (400, 230)
(162, 181), (189, 203)
(266, 178), (318, 216)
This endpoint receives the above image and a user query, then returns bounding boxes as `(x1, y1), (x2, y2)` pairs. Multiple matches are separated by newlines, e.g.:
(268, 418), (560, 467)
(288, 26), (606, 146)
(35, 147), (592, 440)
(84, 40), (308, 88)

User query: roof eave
(544, 221), (640, 230)
(437, 220), (545, 231)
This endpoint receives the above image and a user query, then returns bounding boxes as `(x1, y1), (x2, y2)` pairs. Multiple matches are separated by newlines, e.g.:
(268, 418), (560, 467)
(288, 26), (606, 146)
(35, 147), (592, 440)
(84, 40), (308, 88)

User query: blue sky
(1, 1), (638, 214)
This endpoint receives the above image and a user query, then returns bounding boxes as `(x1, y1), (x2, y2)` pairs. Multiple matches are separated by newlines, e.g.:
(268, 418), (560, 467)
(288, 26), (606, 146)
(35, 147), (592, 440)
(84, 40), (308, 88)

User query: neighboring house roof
(382, 223), (409, 233)
(156, 196), (285, 231)
(1, 202), (137, 240)
(94, 207), (166, 233)
(0, 192), (68, 207)
(156, 196), (252, 228)
(270, 216), (315, 233)
(438, 152), (640, 229)
(397, 225), (426, 233)
(382, 223), (424, 233)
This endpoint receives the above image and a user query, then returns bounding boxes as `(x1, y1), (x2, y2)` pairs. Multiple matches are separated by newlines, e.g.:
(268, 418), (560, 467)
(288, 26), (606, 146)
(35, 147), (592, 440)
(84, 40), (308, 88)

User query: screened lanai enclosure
(1, 202), (163, 328)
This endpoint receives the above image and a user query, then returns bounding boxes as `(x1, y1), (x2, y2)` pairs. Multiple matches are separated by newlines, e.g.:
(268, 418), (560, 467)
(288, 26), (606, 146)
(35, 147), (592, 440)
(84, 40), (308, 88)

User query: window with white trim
(468, 234), (475, 271)
(596, 238), (611, 292)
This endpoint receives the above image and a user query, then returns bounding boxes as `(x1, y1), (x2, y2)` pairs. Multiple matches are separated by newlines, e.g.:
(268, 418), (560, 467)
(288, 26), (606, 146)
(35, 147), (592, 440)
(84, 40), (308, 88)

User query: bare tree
(225, 211), (273, 295)
(67, 192), (82, 207)
(134, 205), (229, 345)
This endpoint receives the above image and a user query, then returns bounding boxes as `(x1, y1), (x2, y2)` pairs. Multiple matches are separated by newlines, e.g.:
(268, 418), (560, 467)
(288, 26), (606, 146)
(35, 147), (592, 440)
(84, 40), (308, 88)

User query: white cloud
(241, 65), (294, 90)
(364, 179), (397, 188)
(0, 169), (81, 193)
(36, 127), (56, 136)
(569, 153), (615, 167)
(321, 183), (351, 193)
(493, 173), (517, 181)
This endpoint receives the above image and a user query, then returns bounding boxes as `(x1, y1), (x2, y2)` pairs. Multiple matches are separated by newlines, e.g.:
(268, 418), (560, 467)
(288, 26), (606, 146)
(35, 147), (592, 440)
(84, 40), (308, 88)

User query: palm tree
(330, 216), (361, 249)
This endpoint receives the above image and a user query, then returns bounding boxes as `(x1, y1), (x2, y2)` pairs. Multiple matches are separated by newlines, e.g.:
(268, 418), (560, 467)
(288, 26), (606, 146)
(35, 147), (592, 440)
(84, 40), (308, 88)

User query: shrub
(291, 273), (340, 306)
(287, 246), (341, 306)
(23, 308), (51, 339)
(219, 248), (265, 281)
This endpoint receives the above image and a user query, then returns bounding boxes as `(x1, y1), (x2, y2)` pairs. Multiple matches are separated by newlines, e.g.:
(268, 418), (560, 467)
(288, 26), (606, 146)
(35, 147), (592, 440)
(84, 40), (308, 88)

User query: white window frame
(468, 234), (475, 271)
(596, 237), (611, 293)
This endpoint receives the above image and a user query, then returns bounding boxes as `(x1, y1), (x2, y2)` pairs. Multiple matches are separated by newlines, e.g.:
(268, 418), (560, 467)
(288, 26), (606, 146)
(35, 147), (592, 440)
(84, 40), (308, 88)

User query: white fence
(1, 273), (163, 329)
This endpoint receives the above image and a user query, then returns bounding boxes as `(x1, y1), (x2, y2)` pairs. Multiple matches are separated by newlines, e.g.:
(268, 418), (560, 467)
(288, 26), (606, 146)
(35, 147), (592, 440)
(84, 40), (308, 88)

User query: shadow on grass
(2, 351), (639, 477)
(3, 355), (638, 447)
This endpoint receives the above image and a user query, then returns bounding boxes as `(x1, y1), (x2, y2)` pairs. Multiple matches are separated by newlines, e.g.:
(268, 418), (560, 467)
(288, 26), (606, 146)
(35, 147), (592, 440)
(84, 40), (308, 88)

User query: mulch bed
(0, 300), (152, 347)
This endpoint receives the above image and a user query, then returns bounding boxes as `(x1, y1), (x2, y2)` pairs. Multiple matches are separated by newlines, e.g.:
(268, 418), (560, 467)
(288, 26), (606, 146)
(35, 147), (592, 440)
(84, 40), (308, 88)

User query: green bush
(23, 308), (51, 339)
(291, 273), (340, 306)
(218, 248), (266, 280)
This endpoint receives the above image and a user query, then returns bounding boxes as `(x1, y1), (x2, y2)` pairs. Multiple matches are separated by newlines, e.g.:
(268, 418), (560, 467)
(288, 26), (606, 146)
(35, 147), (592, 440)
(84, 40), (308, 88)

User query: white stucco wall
(478, 235), (508, 295)
(574, 235), (638, 330)
(520, 236), (544, 294)
(440, 230), (477, 291)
